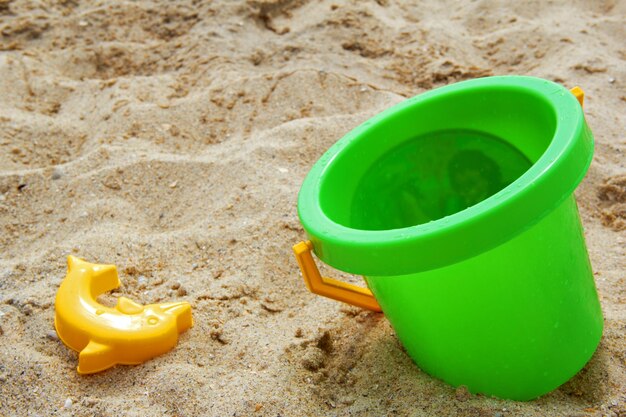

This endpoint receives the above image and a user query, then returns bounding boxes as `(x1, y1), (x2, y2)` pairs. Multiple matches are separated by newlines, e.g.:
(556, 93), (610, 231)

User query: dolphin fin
(116, 297), (144, 314)
(77, 340), (115, 374)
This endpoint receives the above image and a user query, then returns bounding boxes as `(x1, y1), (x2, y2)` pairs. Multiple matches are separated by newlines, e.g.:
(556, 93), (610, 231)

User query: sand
(0, 0), (624, 415)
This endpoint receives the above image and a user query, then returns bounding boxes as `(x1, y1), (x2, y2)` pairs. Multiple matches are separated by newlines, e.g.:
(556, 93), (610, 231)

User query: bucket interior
(319, 87), (557, 231)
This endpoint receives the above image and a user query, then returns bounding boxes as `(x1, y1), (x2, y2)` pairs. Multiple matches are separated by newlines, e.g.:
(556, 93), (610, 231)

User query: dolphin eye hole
(147, 316), (159, 325)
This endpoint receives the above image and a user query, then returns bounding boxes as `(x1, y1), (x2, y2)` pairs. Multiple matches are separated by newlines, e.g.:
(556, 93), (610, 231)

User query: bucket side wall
(365, 194), (603, 400)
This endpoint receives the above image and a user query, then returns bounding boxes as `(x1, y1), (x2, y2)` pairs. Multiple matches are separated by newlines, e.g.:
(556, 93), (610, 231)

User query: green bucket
(293, 76), (603, 400)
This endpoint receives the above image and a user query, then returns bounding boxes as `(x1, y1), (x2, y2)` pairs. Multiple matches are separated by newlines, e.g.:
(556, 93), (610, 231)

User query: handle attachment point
(570, 86), (584, 107)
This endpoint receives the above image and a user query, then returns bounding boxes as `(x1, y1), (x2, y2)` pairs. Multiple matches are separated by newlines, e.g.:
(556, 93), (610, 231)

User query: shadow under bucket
(293, 76), (603, 401)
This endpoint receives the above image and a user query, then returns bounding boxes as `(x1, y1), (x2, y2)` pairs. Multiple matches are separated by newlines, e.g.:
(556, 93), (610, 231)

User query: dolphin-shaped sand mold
(54, 256), (193, 374)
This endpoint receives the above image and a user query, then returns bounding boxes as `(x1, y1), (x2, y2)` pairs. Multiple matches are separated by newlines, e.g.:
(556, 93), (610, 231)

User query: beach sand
(0, 0), (624, 415)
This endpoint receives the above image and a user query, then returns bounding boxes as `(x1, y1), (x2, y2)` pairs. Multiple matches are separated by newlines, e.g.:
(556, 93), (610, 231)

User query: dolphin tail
(67, 255), (87, 272)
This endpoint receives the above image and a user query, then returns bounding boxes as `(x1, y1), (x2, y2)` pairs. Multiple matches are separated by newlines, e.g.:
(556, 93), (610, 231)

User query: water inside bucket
(350, 129), (532, 230)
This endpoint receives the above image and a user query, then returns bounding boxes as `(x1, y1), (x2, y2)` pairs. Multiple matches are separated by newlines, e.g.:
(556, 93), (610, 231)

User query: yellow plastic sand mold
(54, 256), (193, 374)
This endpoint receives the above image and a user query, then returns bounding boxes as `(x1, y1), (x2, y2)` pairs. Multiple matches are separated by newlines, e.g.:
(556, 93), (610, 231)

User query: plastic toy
(54, 256), (193, 374)
(293, 76), (602, 400)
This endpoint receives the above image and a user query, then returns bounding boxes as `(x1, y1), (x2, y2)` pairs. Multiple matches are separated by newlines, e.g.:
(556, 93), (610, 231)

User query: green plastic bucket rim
(297, 76), (594, 276)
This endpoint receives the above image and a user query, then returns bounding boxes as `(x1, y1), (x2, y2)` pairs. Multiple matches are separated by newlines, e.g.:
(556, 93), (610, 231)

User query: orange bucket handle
(293, 241), (382, 312)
